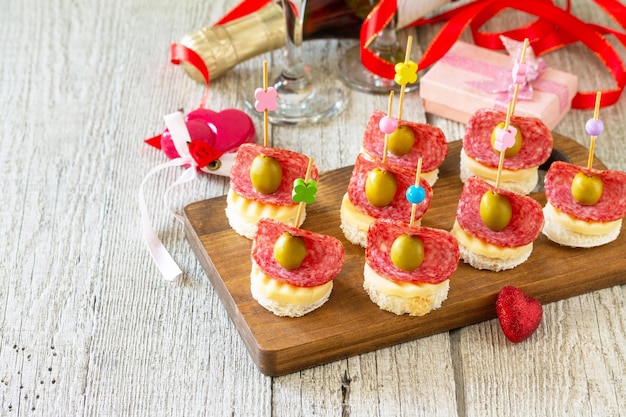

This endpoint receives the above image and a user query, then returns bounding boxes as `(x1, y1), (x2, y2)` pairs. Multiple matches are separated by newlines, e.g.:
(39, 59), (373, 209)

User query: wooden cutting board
(183, 134), (626, 376)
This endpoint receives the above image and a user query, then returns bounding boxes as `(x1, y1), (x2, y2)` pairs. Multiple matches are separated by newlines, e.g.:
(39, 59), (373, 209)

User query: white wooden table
(1, 0), (624, 415)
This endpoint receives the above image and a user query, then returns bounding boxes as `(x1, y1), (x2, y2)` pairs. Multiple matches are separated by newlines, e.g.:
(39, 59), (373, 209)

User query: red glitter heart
(496, 286), (543, 343)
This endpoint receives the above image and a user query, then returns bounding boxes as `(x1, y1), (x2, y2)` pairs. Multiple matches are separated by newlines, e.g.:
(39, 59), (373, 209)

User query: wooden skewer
(409, 158), (423, 228)
(262, 61), (269, 148)
(397, 36), (413, 121)
(495, 39), (529, 190)
(382, 90), (394, 165)
(587, 91), (602, 170)
(294, 157), (314, 228)
(494, 102), (513, 191)
(506, 38), (529, 126)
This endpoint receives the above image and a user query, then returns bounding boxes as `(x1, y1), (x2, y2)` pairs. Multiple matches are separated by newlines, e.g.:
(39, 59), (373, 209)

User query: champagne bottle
(179, 0), (448, 81)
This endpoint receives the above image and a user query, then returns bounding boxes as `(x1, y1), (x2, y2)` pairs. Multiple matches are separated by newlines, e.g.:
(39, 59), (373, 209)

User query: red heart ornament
(159, 108), (256, 160)
(188, 139), (221, 168)
(496, 286), (543, 343)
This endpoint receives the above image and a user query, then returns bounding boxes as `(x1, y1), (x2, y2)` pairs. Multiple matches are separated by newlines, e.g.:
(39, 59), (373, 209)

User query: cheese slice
(463, 149), (536, 183)
(227, 188), (298, 224)
(250, 264), (332, 306)
(340, 193), (421, 235)
(450, 220), (531, 260)
(364, 263), (449, 298)
(544, 202), (621, 236)
(339, 193), (375, 235)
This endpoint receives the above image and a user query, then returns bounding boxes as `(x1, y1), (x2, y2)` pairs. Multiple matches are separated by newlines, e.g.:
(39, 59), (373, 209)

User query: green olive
(390, 234), (424, 272)
(365, 168), (398, 207)
(273, 232), (307, 270)
(490, 122), (523, 158)
(250, 155), (282, 194)
(387, 125), (416, 156)
(571, 172), (603, 205)
(479, 190), (512, 231)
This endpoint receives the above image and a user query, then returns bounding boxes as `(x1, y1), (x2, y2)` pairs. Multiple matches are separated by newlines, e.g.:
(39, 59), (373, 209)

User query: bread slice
(457, 239), (532, 271)
(250, 264), (332, 318)
(226, 207), (305, 240)
(542, 205), (621, 248)
(225, 206), (259, 239)
(363, 264), (449, 316)
(421, 169), (439, 187)
(225, 188), (304, 239)
(251, 279), (332, 318)
(459, 149), (538, 195)
(340, 193), (421, 248)
(339, 214), (368, 248)
(339, 193), (371, 247)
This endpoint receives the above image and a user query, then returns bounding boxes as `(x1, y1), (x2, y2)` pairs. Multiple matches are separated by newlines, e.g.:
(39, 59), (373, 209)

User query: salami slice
(362, 110), (448, 173)
(347, 154), (432, 222)
(366, 220), (460, 285)
(252, 219), (345, 287)
(456, 176), (544, 247)
(463, 108), (552, 170)
(544, 161), (626, 222)
(230, 143), (319, 205)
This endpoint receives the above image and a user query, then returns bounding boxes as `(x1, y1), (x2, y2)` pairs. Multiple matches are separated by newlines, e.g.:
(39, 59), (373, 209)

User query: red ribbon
(169, 43), (211, 109)
(145, 43), (213, 148)
(360, 0), (398, 80)
(214, 0), (271, 26)
(384, 0), (626, 109)
(200, 0), (626, 109)
(168, 0), (273, 109)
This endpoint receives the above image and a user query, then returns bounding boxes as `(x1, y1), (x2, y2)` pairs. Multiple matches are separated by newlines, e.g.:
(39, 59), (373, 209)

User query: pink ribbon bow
(466, 36), (546, 106)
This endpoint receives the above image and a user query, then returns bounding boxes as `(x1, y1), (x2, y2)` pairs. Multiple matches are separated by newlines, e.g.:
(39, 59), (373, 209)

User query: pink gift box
(420, 41), (578, 130)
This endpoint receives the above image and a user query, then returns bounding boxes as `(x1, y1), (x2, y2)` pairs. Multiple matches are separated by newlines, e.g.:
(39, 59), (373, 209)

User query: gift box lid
(420, 41), (578, 130)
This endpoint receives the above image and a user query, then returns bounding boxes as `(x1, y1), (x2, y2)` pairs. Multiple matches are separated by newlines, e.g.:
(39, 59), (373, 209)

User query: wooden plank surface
(183, 134), (626, 376)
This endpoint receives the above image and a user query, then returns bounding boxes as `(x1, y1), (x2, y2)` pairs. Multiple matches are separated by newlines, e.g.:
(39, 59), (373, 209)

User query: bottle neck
(179, 4), (286, 81)
(178, 0), (451, 82)
(302, 0), (369, 39)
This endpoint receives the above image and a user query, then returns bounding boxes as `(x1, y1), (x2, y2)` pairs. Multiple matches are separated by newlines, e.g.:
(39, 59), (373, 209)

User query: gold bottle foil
(179, 4), (286, 82)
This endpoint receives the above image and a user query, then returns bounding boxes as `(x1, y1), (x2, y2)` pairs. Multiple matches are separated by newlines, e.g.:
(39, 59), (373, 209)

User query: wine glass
(337, 3), (418, 94)
(246, 0), (347, 125)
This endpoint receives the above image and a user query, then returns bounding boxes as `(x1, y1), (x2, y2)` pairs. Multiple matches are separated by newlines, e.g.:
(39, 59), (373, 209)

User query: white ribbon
(139, 111), (199, 281)
(164, 111), (193, 159)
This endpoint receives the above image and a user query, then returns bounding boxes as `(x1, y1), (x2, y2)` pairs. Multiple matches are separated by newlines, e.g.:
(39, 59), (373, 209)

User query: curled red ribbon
(169, 0), (274, 108)
(214, 0), (271, 26)
(170, 43), (211, 109)
(144, 43), (213, 147)
(390, 0), (626, 109)
(360, 0), (397, 80)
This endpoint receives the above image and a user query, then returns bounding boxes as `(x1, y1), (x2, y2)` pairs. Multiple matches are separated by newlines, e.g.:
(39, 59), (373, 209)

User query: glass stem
(283, 0), (304, 74)
(370, 14), (403, 64)
(274, 0), (314, 104)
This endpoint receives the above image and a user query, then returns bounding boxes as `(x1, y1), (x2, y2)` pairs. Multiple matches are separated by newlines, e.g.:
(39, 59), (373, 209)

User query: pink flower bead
(494, 126), (518, 152)
(254, 87), (278, 112)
